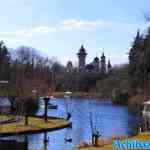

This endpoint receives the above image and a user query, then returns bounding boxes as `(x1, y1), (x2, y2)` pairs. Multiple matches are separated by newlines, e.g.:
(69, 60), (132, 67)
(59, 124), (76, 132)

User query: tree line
(0, 41), (60, 97)
(0, 40), (132, 103)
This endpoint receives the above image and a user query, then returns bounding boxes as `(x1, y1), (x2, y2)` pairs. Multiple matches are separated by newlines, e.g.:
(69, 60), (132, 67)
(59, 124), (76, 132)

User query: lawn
(0, 115), (69, 135)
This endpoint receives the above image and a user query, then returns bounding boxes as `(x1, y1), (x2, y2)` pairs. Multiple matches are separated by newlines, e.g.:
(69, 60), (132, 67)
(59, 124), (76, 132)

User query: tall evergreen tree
(143, 27), (150, 80)
(129, 30), (143, 80)
(0, 41), (11, 80)
(129, 27), (150, 94)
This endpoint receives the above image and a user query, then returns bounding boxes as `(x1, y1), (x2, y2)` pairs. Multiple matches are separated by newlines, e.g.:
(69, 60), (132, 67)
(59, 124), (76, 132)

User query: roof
(77, 45), (87, 55)
(86, 64), (94, 70)
(67, 61), (73, 66)
(101, 53), (105, 59)
(94, 57), (99, 62)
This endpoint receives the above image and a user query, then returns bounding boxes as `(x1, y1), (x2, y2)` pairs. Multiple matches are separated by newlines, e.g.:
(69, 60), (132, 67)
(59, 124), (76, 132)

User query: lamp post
(43, 97), (50, 122)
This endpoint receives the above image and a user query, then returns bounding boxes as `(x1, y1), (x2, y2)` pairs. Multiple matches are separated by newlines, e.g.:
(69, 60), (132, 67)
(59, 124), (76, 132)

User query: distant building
(93, 57), (100, 71)
(77, 45), (87, 70)
(101, 52), (106, 74)
(66, 61), (73, 73)
(66, 45), (112, 74)
(107, 60), (112, 74)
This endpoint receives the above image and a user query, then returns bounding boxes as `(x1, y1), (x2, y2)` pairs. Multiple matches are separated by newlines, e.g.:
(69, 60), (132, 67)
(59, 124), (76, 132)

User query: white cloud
(15, 29), (33, 37)
(32, 26), (57, 33)
(2, 26), (57, 38)
(1, 19), (149, 38)
(60, 19), (114, 30)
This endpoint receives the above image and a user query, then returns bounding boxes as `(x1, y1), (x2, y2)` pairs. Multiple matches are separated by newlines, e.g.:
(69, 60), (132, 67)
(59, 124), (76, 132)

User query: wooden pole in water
(24, 134), (28, 150)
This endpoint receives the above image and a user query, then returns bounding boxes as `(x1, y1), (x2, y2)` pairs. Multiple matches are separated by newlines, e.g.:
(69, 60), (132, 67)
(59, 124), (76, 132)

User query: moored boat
(40, 103), (58, 109)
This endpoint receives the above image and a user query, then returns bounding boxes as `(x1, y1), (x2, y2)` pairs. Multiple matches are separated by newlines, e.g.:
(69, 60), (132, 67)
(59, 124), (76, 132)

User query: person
(66, 112), (71, 121)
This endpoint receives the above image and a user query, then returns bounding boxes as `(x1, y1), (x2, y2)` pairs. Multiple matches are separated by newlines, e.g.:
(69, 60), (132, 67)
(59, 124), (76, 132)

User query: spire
(101, 52), (105, 59)
(93, 56), (100, 71)
(77, 45), (87, 70)
(108, 60), (111, 68)
(107, 59), (112, 74)
(101, 52), (106, 74)
(136, 29), (140, 37)
(77, 45), (87, 55)
(66, 61), (73, 73)
(135, 29), (142, 41)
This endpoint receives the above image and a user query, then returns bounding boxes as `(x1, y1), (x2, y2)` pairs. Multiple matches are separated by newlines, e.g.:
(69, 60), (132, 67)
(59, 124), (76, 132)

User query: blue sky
(0, 0), (150, 66)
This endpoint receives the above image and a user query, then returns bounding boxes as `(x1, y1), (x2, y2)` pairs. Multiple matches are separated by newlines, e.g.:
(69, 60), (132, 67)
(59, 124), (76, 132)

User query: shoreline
(53, 92), (111, 100)
(0, 115), (70, 136)
(76, 133), (150, 150)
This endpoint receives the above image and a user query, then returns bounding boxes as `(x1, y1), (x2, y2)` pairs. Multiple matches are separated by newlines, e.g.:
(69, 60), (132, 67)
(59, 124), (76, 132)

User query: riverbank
(53, 92), (110, 99)
(0, 115), (70, 136)
(76, 133), (150, 150)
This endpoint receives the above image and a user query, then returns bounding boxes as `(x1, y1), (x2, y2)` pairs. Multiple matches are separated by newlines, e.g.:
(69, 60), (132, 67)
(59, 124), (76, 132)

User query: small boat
(65, 138), (72, 143)
(64, 91), (72, 98)
(48, 103), (58, 109)
(142, 101), (150, 117)
(40, 103), (58, 109)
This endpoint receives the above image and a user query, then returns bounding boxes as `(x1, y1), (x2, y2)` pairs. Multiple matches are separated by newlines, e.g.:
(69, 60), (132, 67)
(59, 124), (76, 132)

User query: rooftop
(77, 45), (87, 55)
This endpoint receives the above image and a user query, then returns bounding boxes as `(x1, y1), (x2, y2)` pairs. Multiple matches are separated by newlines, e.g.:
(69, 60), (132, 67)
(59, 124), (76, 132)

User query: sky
(0, 0), (150, 66)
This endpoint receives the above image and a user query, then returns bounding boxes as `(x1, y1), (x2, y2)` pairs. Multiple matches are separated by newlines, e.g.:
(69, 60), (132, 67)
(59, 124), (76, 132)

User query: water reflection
(0, 98), (139, 150)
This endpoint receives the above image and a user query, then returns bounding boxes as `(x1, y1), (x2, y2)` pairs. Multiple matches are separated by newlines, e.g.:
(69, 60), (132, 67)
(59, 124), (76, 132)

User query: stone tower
(107, 60), (112, 74)
(77, 45), (87, 70)
(93, 57), (100, 71)
(101, 53), (106, 74)
(66, 61), (73, 73)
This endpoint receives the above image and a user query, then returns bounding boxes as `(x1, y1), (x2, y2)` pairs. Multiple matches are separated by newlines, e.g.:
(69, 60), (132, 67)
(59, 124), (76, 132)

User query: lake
(0, 98), (140, 150)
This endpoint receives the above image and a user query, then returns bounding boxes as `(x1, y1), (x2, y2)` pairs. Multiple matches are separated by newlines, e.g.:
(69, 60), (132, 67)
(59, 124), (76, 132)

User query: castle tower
(66, 61), (73, 73)
(77, 45), (87, 70)
(107, 60), (112, 74)
(93, 57), (100, 71)
(101, 53), (106, 74)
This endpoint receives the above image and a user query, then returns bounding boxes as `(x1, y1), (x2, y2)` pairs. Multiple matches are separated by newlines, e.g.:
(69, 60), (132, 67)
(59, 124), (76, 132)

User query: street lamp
(43, 96), (50, 122)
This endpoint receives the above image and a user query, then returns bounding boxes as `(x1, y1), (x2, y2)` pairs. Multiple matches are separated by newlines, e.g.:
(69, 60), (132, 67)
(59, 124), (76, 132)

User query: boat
(64, 91), (72, 98)
(40, 103), (58, 109)
(142, 101), (150, 117)
(48, 103), (58, 109)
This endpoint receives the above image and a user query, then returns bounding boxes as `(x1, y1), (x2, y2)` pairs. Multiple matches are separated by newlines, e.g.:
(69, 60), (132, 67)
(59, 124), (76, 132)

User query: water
(0, 98), (139, 150)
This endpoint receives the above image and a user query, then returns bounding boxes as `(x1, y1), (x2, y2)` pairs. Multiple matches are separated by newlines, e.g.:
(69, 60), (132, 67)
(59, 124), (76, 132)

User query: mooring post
(25, 115), (28, 125)
(24, 134), (28, 150)
(43, 97), (49, 122)
(44, 132), (48, 143)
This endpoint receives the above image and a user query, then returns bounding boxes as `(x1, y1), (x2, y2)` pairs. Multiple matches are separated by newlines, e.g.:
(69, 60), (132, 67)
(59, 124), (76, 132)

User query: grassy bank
(76, 133), (150, 150)
(0, 115), (69, 136)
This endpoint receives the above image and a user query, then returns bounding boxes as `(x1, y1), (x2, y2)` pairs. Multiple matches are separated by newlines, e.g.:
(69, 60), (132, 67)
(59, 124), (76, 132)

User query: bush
(14, 97), (39, 116)
(112, 88), (129, 105)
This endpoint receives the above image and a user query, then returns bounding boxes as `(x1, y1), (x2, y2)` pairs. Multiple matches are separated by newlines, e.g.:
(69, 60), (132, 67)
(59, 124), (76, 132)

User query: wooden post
(25, 115), (28, 125)
(24, 134), (28, 150)
(43, 97), (49, 122)
(44, 132), (48, 143)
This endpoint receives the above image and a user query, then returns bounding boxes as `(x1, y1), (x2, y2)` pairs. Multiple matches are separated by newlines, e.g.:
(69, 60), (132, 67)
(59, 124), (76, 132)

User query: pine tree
(0, 41), (11, 81)
(129, 30), (143, 82)
(143, 27), (150, 80)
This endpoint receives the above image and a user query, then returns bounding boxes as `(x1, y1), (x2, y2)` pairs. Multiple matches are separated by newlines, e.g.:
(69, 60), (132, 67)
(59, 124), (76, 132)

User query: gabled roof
(94, 57), (99, 62)
(77, 45), (87, 55)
